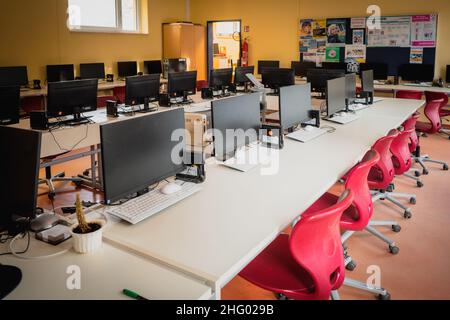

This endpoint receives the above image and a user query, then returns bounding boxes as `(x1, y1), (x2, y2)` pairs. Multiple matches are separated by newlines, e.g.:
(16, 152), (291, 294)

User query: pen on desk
(123, 289), (149, 300)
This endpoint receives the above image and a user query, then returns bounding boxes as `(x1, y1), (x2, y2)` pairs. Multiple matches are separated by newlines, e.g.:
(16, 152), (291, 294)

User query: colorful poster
(351, 17), (366, 29)
(352, 29), (364, 45)
(411, 14), (437, 47)
(303, 52), (317, 64)
(316, 39), (327, 53)
(345, 45), (366, 63)
(325, 47), (340, 62)
(312, 19), (327, 39)
(345, 58), (360, 74)
(410, 47), (424, 64)
(300, 19), (313, 38)
(367, 16), (411, 47)
(316, 52), (326, 66)
(326, 19), (347, 46)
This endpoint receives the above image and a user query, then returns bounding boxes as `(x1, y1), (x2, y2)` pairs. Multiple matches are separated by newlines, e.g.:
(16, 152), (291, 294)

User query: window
(68, 0), (141, 33)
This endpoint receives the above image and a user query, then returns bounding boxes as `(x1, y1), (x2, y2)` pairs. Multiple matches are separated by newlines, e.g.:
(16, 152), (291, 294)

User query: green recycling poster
(325, 47), (340, 62)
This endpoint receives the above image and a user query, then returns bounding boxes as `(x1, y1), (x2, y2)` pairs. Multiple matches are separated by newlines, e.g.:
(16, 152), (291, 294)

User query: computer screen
(307, 69), (345, 93)
(80, 63), (105, 80)
(0, 127), (41, 229)
(210, 68), (233, 89)
(399, 64), (434, 82)
(279, 83), (312, 130)
(361, 70), (374, 93)
(359, 63), (388, 80)
(167, 71), (197, 97)
(46, 64), (75, 83)
(258, 60), (280, 74)
(100, 108), (186, 204)
(234, 66), (255, 85)
(0, 66), (28, 87)
(163, 59), (188, 78)
(125, 74), (160, 105)
(118, 61), (138, 78)
(47, 79), (98, 118)
(211, 93), (261, 160)
(144, 60), (163, 75)
(0, 86), (20, 125)
(291, 61), (316, 78)
(345, 73), (356, 103)
(261, 68), (295, 90)
(326, 77), (347, 116)
(322, 62), (348, 73)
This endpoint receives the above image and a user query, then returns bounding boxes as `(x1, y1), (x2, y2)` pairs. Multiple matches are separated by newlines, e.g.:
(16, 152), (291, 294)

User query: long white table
(98, 98), (425, 298)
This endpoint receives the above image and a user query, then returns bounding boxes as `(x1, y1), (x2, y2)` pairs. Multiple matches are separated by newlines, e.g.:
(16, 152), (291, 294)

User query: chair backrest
(340, 150), (380, 231)
(396, 90), (423, 100)
(421, 98), (445, 134)
(425, 91), (449, 110)
(289, 189), (354, 300)
(369, 129), (398, 190)
(391, 128), (414, 174)
(403, 113), (420, 153)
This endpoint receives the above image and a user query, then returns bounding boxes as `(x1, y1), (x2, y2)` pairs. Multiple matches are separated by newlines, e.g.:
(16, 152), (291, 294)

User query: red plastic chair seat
(240, 234), (315, 296)
(415, 120), (433, 133)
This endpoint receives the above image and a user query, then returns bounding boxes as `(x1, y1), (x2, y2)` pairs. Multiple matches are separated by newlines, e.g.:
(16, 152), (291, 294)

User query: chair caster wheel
(444, 164), (449, 171)
(423, 169), (429, 175)
(83, 170), (90, 176)
(410, 197), (416, 205)
(389, 245), (400, 255)
(392, 225), (401, 233)
(48, 192), (56, 200)
(417, 181), (424, 188)
(346, 260), (357, 271)
(276, 293), (288, 301)
(74, 180), (83, 188)
(404, 211), (412, 219)
(378, 292), (391, 300)
(387, 184), (395, 192)
(414, 171), (421, 177)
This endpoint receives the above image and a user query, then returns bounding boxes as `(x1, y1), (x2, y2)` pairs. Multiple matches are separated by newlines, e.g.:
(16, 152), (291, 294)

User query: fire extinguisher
(242, 37), (249, 67)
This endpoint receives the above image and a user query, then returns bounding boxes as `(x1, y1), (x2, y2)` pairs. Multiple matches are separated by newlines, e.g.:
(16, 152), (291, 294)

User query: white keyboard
(186, 102), (211, 113)
(221, 145), (271, 172)
(326, 113), (361, 124)
(106, 182), (202, 225)
(287, 127), (327, 142)
(354, 97), (385, 104)
(348, 103), (369, 112)
(403, 83), (432, 87)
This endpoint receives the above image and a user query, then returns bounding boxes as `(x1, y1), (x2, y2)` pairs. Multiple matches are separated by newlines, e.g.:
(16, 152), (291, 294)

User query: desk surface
(100, 98), (424, 293)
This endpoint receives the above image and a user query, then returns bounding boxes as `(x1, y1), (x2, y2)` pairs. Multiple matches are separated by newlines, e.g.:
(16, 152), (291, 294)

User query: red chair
(424, 91), (450, 139)
(113, 86), (126, 104)
(395, 90), (422, 100)
(196, 80), (209, 91)
(239, 190), (390, 300)
(390, 128), (424, 188)
(370, 130), (417, 219)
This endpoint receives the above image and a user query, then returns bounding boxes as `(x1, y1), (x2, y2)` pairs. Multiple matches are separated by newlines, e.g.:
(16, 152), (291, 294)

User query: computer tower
(30, 111), (48, 130)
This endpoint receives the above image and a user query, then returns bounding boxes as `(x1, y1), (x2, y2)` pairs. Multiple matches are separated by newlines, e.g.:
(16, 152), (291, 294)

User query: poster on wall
(303, 52), (317, 64)
(300, 19), (313, 38)
(352, 29), (365, 45)
(326, 19), (347, 46)
(313, 20), (327, 39)
(411, 14), (437, 47)
(345, 45), (366, 63)
(410, 47), (424, 64)
(367, 16), (411, 47)
(325, 47), (341, 62)
(351, 17), (366, 29)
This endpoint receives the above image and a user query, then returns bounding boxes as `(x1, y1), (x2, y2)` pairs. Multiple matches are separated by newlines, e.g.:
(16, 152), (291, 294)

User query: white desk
(100, 98), (424, 298)
(1, 236), (212, 300)
(374, 84), (450, 97)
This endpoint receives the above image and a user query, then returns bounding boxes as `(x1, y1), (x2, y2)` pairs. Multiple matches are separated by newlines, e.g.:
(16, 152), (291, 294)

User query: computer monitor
(258, 60), (280, 74)
(345, 73), (357, 106)
(47, 79), (98, 122)
(361, 70), (374, 93)
(279, 83), (312, 130)
(211, 93), (261, 160)
(0, 66), (28, 87)
(125, 74), (160, 109)
(291, 61), (316, 78)
(80, 63), (105, 80)
(359, 63), (388, 80)
(326, 77), (347, 117)
(399, 64), (434, 83)
(322, 62), (348, 73)
(210, 68), (233, 90)
(446, 65), (450, 84)
(234, 66), (255, 86)
(307, 69), (345, 94)
(167, 71), (197, 100)
(261, 68), (295, 92)
(144, 60), (163, 75)
(163, 58), (187, 78)
(0, 126), (41, 230)
(100, 108), (186, 204)
(118, 61), (138, 78)
(46, 64), (75, 83)
(0, 86), (20, 125)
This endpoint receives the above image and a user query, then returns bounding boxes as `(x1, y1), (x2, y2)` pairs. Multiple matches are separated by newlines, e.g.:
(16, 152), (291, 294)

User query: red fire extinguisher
(242, 37), (249, 67)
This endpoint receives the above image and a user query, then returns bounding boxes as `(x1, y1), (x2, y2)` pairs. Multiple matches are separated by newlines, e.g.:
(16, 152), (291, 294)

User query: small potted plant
(71, 194), (104, 254)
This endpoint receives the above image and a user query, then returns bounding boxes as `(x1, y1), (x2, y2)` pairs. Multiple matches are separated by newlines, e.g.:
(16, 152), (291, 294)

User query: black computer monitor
(279, 83), (312, 130)
(307, 69), (345, 95)
(0, 86), (20, 125)
(144, 60), (163, 75)
(167, 71), (197, 100)
(125, 74), (160, 107)
(322, 62), (348, 73)
(211, 93), (261, 160)
(446, 65), (450, 84)
(399, 64), (434, 83)
(291, 61), (316, 78)
(359, 63), (388, 80)
(210, 68), (233, 90)
(46, 64), (75, 83)
(80, 63), (105, 80)
(163, 58), (188, 78)
(234, 66), (255, 85)
(0, 66), (28, 87)
(100, 108), (186, 204)
(0, 127), (41, 230)
(258, 60), (280, 74)
(47, 79), (98, 122)
(326, 77), (347, 117)
(261, 68), (295, 92)
(345, 73), (357, 106)
(118, 61), (138, 78)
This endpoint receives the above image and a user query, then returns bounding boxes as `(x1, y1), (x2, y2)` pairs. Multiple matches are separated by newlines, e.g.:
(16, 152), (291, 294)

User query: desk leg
(97, 144), (103, 190)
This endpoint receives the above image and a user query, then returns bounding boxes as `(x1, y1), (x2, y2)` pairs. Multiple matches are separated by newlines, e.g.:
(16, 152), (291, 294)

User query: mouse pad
(0, 265), (22, 299)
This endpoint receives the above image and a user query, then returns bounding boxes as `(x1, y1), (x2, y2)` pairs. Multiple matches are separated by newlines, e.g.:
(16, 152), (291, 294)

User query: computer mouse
(304, 126), (314, 132)
(160, 183), (182, 195)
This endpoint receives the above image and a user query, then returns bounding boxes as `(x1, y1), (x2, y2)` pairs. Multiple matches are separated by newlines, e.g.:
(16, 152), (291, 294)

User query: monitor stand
(60, 113), (92, 126)
(0, 265), (22, 299)
(137, 98), (158, 113)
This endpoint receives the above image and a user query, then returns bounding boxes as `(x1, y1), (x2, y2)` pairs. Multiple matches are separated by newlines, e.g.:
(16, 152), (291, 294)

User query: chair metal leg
(330, 290), (340, 300)
(403, 173), (424, 187)
(343, 278), (390, 300)
(365, 226), (399, 254)
(341, 230), (355, 244)
(384, 194), (413, 219)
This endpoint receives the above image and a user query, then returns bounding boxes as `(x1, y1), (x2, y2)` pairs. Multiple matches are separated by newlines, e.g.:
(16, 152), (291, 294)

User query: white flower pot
(71, 220), (104, 254)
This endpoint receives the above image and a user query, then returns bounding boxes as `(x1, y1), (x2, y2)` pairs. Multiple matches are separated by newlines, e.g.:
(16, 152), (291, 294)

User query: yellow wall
(190, 0), (450, 78)
(0, 0), (186, 81)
